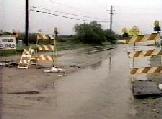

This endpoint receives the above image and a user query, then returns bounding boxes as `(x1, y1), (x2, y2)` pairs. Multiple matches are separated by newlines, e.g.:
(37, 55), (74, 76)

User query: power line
(30, 6), (109, 23)
(30, 8), (86, 21)
(48, 0), (107, 21)
(30, 6), (107, 21)
(48, 0), (95, 17)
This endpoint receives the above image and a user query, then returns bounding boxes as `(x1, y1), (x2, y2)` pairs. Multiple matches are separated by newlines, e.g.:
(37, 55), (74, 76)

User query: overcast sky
(0, 0), (162, 34)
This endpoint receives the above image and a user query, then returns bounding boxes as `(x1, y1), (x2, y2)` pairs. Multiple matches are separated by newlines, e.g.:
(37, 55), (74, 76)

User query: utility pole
(25, 0), (29, 46)
(107, 5), (115, 34)
(109, 5), (114, 34)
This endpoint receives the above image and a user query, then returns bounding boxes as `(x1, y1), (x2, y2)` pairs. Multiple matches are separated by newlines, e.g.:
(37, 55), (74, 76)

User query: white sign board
(0, 36), (16, 50)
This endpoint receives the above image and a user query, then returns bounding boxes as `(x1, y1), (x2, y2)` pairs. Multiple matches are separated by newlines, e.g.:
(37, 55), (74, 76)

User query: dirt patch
(134, 97), (162, 119)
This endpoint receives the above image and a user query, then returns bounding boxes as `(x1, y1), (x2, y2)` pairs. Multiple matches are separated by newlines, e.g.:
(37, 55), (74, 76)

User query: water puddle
(34, 45), (135, 119)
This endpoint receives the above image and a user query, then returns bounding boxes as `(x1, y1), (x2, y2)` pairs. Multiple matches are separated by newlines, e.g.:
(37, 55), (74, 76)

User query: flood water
(26, 45), (135, 119)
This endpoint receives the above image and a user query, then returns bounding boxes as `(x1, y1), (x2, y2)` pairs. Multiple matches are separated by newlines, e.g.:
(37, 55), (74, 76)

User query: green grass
(0, 44), (29, 57)
(56, 39), (113, 51)
(57, 40), (90, 51)
(0, 50), (17, 57)
(0, 40), (114, 57)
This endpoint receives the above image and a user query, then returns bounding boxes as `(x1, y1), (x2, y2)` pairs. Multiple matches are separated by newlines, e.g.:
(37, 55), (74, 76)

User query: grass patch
(57, 40), (90, 51)
(0, 45), (29, 57)
(0, 40), (114, 57)
(56, 39), (113, 51)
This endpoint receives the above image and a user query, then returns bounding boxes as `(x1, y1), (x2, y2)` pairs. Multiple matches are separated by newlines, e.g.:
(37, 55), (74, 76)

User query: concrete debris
(0, 61), (10, 66)
(58, 74), (63, 77)
(7, 62), (18, 67)
(44, 67), (63, 73)
(0, 62), (6, 66)
(0, 61), (18, 67)
(152, 109), (160, 113)
(70, 65), (81, 68)
(132, 80), (162, 98)
(158, 84), (162, 90)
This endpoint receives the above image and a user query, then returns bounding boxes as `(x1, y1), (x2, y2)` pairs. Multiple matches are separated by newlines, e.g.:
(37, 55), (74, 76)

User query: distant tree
(121, 27), (129, 37)
(75, 21), (106, 44)
(129, 26), (140, 36)
(104, 29), (117, 44)
(38, 29), (42, 33)
(154, 20), (161, 33)
(0, 30), (3, 35)
(3, 32), (12, 35)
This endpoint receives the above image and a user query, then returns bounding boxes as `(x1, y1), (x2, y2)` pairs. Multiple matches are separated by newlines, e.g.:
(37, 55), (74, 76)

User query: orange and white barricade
(37, 55), (54, 62)
(128, 33), (160, 46)
(37, 45), (54, 51)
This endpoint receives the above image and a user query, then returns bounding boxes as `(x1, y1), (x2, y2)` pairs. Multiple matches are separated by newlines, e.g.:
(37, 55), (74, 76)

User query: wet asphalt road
(2, 45), (136, 119)
(25, 45), (135, 119)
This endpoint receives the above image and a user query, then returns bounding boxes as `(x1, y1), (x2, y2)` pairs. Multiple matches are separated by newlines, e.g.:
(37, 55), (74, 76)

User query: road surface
(2, 45), (136, 119)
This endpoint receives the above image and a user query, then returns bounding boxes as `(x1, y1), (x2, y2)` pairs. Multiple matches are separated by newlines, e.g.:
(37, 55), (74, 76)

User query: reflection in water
(3, 45), (134, 119)
(0, 66), (2, 119)
(50, 45), (133, 119)
(109, 50), (112, 72)
(89, 50), (112, 71)
(90, 60), (102, 70)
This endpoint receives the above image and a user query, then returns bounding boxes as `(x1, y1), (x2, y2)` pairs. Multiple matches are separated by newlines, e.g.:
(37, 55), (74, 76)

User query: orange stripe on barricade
(128, 50), (162, 58)
(128, 33), (160, 45)
(130, 67), (162, 75)
(37, 55), (54, 62)
(38, 45), (54, 51)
